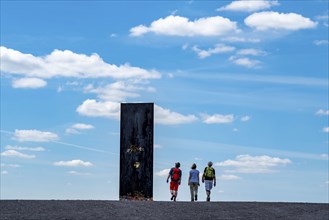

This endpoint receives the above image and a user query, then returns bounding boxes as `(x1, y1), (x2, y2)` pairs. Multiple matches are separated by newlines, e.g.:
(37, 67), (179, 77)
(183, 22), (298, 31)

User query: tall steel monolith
(120, 103), (154, 200)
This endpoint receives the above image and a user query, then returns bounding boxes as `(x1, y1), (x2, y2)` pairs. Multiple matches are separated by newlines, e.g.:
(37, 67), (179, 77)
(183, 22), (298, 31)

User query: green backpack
(204, 167), (215, 178)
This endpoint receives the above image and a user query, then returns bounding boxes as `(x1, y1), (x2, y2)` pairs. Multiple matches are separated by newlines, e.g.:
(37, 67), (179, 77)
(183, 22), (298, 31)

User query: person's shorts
(170, 181), (179, 191)
(204, 180), (213, 191)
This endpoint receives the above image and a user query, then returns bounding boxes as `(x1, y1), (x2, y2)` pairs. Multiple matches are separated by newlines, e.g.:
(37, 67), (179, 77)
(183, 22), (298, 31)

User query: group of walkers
(166, 161), (216, 202)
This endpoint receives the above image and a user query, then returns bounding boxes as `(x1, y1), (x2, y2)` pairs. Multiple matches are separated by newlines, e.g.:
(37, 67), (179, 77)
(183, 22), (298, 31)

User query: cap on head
(175, 162), (180, 168)
(208, 161), (213, 167)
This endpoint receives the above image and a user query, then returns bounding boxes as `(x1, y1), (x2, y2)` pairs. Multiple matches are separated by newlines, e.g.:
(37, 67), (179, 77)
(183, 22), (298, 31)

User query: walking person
(166, 162), (182, 201)
(188, 163), (200, 202)
(202, 161), (216, 202)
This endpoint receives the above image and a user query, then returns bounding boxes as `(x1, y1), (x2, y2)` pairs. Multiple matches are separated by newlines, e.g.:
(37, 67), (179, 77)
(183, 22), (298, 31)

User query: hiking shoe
(207, 196), (210, 202)
(173, 196), (176, 202)
(171, 195), (174, 201)
(195, 195), (198, 201)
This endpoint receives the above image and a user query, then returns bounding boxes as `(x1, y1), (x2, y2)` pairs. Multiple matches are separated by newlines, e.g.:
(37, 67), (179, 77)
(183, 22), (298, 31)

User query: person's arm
(198, 171), (200, 186)
(202, 168), (206, 183)
(213, 169), (216, 187)
(178, 170), (182, 185)
(167, 168), (172, 183)
(188, 171), (191, 185)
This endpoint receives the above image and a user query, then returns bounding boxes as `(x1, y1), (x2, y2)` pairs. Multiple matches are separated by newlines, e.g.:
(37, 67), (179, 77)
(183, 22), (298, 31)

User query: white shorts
(205, 180), (213, 191)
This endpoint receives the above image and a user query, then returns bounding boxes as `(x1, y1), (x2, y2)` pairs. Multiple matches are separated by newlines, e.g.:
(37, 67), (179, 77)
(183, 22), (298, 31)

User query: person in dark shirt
(202, 161), (216, 202)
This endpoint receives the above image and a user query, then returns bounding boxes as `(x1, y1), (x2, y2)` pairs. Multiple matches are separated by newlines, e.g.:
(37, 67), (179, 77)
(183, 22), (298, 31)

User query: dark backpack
(171, 168), (180, 182)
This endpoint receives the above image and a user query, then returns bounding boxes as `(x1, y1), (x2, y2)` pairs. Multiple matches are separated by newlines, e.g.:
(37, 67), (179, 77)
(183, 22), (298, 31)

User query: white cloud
(154, 144), (162, 149)
(68, 171), (91, 175)
(5, 145), (45, 151)
(71, 123), (94, 130)
(219, 174), (241, 180)
(323, 127), (329, 133)
(200, 113), (234, 124)
(53, 159), (93, 167)
(66, 123), (95, 134)
(215, 154), (291, 173)
(237, 49), (267, 56)
(77, 100), (197, 125)
(1, 163), (20, 168)
(192, 44), (235, 59)
(130, 15), (239, 37)
(156, 168), (170, 176)
(241, 115), (251, 122)
(83, 81), (155, 102)
(76, 99), (120, 119)
(245, 11), (317, 31)
(316, 15), (329, 20)
(314, 40), (329, 46)
(12, 77), (47, 89)
(1, 170), (9, 175)
(182, 43), (189, 50)
(13, 129), (59, 142)
(316, 109), (329, 116)
(155, 105), (198, 125)
(223, 37), (261, 43)
(0, 46), (161, 80)
(0, 150), (36, 159)
(218, 0), (279, 12)
(229, 56), (261, 68)
(320, 154), (329, 159)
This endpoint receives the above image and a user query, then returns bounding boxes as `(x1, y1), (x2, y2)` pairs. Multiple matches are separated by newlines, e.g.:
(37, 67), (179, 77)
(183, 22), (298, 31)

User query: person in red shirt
(166, 162), (182, 201)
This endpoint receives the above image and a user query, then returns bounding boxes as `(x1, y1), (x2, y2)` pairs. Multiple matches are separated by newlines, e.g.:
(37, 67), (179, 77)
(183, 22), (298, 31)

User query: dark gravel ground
(1, 200), (328, 220)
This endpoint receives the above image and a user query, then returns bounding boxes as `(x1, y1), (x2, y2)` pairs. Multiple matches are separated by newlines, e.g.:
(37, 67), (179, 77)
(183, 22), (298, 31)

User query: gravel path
(1, 200), (328, 220)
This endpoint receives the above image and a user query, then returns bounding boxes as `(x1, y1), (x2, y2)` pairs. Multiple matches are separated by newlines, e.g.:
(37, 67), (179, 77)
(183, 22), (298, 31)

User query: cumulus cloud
(200, 113), (234, 124)
(76, 99), (121, 119)
(0, 46), (161, 80)
(53, 159), (93, 167)
(83, 81), (155, 102)
(245, 11), (317, 31)
(229, 56), (261, 68)
(218, 0), (279, 12)
(0, 150), (35, 159)
(130, 15), (239, 37)
(215, 154), (291, 173)
(5, 145), (45, 151)
(155, 168), (171, 176)
(66, 123), (95, 134)
(191, 44), (235, 59)
(155, 105), (198, 125)
(13, 129), (59, 142)
(12, 77), (47, 89)
(316, 109), (329, 116)
(77, 100), (197, 125)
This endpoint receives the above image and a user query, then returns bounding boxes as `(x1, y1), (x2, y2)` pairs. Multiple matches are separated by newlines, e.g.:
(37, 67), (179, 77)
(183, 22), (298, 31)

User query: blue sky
(0, 0), (328, 202)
